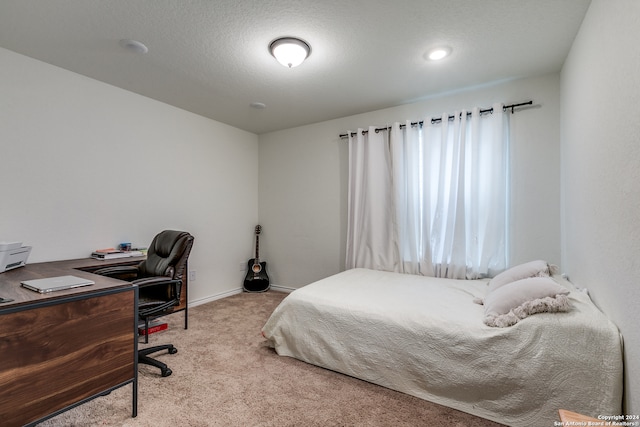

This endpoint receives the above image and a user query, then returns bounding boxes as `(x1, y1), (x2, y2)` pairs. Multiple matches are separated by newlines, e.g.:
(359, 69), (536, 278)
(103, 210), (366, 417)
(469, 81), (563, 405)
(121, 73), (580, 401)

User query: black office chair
(95, 230), (194, 377)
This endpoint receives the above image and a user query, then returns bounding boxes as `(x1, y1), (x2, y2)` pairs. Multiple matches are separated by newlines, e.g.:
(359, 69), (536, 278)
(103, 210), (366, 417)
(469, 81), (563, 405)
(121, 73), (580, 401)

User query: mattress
(262, 268), (623, 427)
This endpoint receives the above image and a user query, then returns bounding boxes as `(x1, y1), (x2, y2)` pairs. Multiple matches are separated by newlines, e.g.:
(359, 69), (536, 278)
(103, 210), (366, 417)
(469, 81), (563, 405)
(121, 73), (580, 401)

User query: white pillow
(482, 277), (571, 328)
(488, 260), (555, 293)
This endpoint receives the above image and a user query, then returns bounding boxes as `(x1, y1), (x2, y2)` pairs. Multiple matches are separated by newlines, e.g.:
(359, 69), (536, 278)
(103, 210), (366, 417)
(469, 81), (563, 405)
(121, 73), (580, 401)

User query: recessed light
(426, 46), (452, 61)
(119, 39), (149, 54)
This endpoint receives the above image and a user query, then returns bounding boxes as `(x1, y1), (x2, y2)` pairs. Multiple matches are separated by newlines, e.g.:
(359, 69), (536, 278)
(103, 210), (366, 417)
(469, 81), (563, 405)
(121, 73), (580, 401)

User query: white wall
(561, 0), (640, 414)
(0, 47), (259, 303)
(259, 73), (561, 289)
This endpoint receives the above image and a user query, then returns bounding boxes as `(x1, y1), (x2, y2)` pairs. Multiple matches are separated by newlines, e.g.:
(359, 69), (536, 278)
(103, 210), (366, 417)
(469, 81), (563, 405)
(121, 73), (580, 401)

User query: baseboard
(189, 288), (243, 308)
(269, 284), (295, 293)
(188, 284), (295, 308)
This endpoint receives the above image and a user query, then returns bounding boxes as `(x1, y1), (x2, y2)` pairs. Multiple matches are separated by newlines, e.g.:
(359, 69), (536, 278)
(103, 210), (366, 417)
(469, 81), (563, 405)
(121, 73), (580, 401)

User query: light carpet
(39, 291), (504, 426)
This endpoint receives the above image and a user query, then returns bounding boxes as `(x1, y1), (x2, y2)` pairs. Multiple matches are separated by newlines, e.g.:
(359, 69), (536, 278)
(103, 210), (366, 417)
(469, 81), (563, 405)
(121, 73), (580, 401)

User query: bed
(261, 267), (623, 427)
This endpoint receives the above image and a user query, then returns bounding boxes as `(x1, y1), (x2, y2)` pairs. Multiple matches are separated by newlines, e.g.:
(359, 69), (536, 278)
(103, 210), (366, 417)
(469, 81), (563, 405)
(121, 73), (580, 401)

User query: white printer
(0, 242), (32, 273)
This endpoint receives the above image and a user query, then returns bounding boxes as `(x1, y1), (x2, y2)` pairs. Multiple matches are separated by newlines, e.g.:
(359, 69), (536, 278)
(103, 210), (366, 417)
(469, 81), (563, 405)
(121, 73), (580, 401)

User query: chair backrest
(138, 230), (194, 281)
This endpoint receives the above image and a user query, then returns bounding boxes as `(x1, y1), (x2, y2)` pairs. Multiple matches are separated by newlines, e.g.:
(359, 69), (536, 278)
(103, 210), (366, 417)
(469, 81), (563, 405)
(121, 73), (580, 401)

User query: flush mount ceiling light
(119, 39), (149, 54)
(426, 46), (452, 61)
(269, 37), (311, 68)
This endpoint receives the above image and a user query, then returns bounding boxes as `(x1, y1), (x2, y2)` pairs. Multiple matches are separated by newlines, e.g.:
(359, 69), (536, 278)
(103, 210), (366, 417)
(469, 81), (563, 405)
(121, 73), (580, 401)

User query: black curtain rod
(339, 100), (533, 139)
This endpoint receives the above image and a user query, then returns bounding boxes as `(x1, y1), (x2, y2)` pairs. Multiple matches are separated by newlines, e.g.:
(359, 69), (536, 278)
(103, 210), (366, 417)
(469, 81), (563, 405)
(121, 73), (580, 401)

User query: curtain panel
(346, 104), (509, 279)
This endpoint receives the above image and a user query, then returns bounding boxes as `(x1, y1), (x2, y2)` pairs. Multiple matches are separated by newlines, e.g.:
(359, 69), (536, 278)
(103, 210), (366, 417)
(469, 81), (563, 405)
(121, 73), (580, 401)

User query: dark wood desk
(0, 257), (140, 427)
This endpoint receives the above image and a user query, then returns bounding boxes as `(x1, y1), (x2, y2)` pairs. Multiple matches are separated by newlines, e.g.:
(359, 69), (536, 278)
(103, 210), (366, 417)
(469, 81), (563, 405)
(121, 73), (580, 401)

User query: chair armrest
(132, 276), (181, 289)
(93, 265), (139, 280)
(139, 299), (181, 318)
(134, 277), (182, 305)
(135, 277), (183, 318)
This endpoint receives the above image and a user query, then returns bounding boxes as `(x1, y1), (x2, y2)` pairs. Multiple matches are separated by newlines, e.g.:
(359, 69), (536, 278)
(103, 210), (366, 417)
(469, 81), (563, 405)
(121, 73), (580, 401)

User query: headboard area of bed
(262, 267), (623, 427)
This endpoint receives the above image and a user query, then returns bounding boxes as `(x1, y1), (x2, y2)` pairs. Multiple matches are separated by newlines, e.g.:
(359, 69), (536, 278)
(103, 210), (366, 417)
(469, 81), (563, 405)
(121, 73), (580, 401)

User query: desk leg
(184, 271), (188, 330)
(133, 286), (138, 417)
(132, 380), (138, 418)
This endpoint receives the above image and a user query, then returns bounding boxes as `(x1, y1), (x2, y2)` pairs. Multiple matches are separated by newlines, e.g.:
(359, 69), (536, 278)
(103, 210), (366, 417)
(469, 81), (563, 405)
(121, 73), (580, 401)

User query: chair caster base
(138, 344), (178, 377)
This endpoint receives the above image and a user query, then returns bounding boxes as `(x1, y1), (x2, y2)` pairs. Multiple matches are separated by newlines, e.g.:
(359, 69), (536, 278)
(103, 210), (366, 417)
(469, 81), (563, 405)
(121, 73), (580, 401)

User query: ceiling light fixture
(269, 37), (311, 68)
(426, 46), (452, 61)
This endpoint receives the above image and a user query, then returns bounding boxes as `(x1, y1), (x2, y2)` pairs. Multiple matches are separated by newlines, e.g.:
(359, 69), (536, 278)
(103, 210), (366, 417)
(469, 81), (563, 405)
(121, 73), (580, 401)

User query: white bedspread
(262, 268), (623, 427)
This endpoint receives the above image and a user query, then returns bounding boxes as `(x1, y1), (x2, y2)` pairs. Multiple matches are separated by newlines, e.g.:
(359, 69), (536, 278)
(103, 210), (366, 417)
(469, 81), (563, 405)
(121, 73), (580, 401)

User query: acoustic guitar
(243, 225), (270, 292)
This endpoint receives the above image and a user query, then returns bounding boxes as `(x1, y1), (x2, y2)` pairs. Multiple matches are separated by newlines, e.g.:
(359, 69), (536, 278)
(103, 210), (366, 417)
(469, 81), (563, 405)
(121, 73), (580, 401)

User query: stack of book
(138, 320), (168, 336)
(91, 248), (144, 260)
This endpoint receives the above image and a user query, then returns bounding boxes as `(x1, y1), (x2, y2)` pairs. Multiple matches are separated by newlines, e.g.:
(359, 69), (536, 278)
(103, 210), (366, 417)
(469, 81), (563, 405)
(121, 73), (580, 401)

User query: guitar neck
(254, 234), (260, 262)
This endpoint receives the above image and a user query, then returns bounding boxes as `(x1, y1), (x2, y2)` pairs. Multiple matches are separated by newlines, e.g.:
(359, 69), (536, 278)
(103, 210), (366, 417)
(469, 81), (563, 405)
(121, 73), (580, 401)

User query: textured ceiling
(0, 0), (591, 134)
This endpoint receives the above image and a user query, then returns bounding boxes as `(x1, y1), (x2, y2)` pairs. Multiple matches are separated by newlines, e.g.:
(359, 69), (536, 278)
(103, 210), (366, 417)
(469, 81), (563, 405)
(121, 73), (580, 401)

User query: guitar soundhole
(252, 263), (262, 274)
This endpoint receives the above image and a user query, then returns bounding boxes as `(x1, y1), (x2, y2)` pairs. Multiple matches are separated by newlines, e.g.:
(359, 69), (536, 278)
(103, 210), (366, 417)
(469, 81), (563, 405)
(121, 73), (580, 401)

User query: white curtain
(345, 127), (399, 272)
(346, 104), (509, 279)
